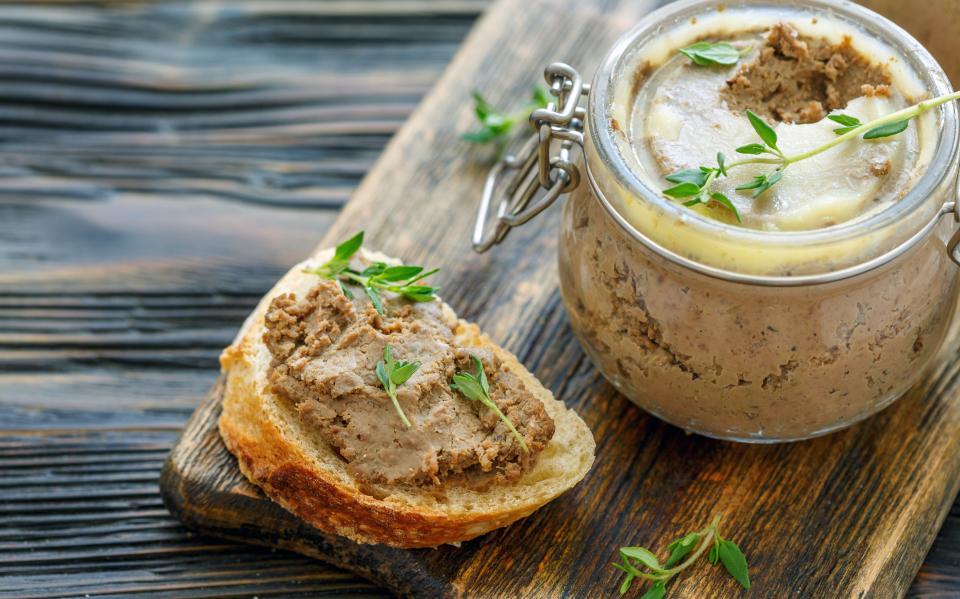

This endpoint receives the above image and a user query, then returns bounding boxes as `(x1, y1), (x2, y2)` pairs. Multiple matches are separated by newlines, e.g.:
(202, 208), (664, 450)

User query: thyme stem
(670, 89), (960, 221)
(726, 90), (960, 172)
(783, 90), (960, 165)
(655, 514), (722, 578)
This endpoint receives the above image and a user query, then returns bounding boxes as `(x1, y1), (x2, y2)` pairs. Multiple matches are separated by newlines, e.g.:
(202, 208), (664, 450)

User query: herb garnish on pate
(306, 231), (440, 315)
(666, 41), (960, 222)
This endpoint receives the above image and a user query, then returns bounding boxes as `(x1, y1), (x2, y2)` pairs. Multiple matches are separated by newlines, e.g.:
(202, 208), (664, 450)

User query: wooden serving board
(161, 0), (960, 596)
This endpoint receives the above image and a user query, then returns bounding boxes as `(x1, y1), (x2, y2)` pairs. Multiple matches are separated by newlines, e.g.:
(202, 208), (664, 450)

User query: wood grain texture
(162, 0), (960, 597)
(0, 1), (471, 597)
(2, 0), (960, 597)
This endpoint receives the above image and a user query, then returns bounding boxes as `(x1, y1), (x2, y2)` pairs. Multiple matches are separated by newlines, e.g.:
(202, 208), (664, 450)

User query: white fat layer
(607, 8), (937, 237)
(636, 48), (918, 230)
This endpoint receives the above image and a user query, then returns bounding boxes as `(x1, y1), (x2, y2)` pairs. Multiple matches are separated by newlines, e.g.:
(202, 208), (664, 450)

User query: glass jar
(474, 0), (960, 442)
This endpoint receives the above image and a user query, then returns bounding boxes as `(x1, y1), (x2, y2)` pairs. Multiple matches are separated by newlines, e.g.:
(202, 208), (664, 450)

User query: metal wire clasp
(947, 200), (960, 267)
(472, 63), (589, 253)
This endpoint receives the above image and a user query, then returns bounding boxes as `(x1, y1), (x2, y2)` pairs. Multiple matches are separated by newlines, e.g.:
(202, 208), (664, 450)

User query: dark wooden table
(1, 1), (957, 597)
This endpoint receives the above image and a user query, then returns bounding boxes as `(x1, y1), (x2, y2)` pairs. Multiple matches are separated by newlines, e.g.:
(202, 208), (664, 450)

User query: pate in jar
(474, 0), (960, 442)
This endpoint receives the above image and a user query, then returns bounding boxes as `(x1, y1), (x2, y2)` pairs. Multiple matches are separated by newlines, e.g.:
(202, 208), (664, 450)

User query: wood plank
(0, 2), (466, 598)
(0, 430), (385, 599)
(161, 0), (960, 597)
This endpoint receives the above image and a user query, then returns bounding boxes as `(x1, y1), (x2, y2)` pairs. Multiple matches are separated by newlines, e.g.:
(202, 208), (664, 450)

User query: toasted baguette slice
(218, 245), (596, 548)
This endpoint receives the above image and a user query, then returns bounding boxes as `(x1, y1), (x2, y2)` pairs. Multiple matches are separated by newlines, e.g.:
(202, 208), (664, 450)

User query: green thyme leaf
(679, 41), (741, 66)
(480, 112), (510, 133)
(664, 161), (738, 222)
(450, 372), (484, 402)
(736, 170), (782, 197)
(615, 558), (642, 577)
(471, 91), (494, 120)
(451, 356), (528, 452)
(620, 547), (664, 573)
(619, 573), (636, 595)
(735, 175), (765, 191)
(717, 540), (751, 589)
(665, 532), (700, 568)
(376, 345), (419, 428)
(364, 285), (384, 314)
(404, 267), (440, 285)
(663, 182), (702, 198)
(735, 143), (767, 155)
(832, 125), (860, 135)
(828, 113), (861, 127)
(476, 357), (490, 394)
(464, 86), (551, 145)
(361, 262), (387, 277)
(665, 168), (708, 187)
(462, 128), (501, 143)
(613, 560), (640, 594)
(391, 361), (420, 385)
(717, 152), (728, 176)
(464, 91), (514, 143)
(382, 267), (441, 303)
(828, 113), (863, 135)
(708, 543), (719, 565)
(751, 170), (783, 197)
(397, 285), (439, 303)
(375, 360), (389, 393)
(531, 85), (552, 108)
(639, 581), (667, 599)
(746, 110), (778, 149)
(863, 119), (909, 139)
(310, 231), (364, 278)
(378, 265), (424, 282)
(709, 193), (741, 222)
(334, 231), (363, 262)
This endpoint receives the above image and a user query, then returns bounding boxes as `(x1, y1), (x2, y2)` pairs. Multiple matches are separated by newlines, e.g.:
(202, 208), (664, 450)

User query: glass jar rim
(587, 0), (959, 282)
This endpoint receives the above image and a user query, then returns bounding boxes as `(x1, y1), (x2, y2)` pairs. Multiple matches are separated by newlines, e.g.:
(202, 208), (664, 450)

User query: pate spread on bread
(218, 243), (595, 548)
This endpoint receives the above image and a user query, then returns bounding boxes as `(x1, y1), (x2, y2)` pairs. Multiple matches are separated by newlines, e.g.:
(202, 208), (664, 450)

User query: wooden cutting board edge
(160, 379), (456, 598)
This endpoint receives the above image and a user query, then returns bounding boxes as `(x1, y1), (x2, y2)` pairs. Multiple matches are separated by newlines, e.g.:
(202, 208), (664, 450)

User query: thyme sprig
(662, 152), (740, 222)
(666, 90), (960, 221)
(306, 231), (439, 315)
(464, 87), (551, 146)
(613, 514), (749, 597)
(450, 356), (528, 452)
(679, 41), (749, 67)
(827, 112), (910, 139)
(375, 344), (420, 427)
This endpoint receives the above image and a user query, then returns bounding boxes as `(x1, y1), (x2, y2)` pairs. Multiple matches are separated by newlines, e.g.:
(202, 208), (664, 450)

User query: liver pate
(634, 20), (918, 232)
(262, 279), (555, 486)
(559, 187), (958, 440)
(722, 23), (891, 123)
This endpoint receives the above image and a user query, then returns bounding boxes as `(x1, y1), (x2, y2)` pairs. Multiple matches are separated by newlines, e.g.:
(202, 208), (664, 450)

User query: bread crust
(218, 250), (595, 548)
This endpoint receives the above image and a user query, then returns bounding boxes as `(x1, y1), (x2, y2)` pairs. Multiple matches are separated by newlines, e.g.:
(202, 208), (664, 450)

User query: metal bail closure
(947, 199), (960, 267)
(472, 63), (589, 253)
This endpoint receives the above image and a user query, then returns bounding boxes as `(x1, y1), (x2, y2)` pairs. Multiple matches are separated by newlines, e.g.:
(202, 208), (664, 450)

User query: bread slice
(218, 245), (595, 548)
